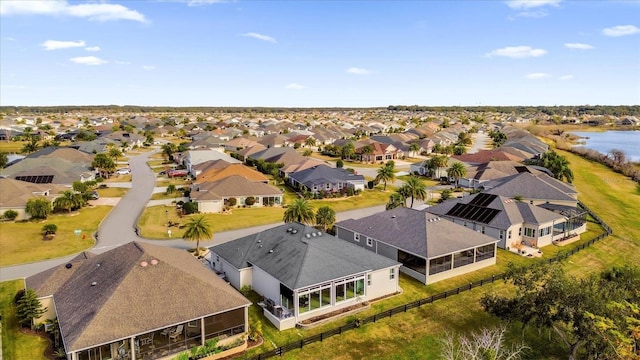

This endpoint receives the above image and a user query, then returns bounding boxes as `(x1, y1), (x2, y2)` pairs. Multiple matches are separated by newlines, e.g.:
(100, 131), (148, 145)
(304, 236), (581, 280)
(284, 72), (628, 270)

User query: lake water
(571, 131), (640, 162)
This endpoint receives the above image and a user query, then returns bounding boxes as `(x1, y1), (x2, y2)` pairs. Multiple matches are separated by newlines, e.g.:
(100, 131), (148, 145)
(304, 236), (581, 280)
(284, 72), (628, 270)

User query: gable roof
(426, 193), (565, 230)
(191, 175), (282, 199)
(452, 149), (525, 164)
(26, 242), (250, 353)
(288, 164), (365, 187)
(481, 172), (577, 202)
(194, 162), (268, 184)
(0, 178), (68, 208)
(336, 207), (497, 259)
(211, 223), (398, 290)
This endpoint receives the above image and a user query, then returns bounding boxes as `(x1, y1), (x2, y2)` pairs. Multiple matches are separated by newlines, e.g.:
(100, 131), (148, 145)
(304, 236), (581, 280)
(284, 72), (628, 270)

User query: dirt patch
(300, 302), (369, 325)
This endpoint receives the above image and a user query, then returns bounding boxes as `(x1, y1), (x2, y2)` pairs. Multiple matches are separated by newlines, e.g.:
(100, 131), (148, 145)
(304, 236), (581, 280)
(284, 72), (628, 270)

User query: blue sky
(1, 0), (639, 107)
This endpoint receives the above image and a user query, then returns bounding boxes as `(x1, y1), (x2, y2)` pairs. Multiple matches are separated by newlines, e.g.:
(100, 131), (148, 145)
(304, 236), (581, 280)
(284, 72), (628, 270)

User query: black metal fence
(248, 202), (613, 360)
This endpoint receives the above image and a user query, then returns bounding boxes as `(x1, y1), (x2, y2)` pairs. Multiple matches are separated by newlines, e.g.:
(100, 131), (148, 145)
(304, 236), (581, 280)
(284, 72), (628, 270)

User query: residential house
(335, 207), (498, 284)
(26, 241), (251, 360)
(210, 223), (401, 330)
(223, 137), (261, 152)
(279, 158), (325, 179)
(180, 149), (240, 175)
(455, 161), (544, 189)
(101, 131), (145, 150)
(257, 133), (289, 148)
(0, 178), (68, 220)
(190, 175), (283, 213)
(0, 147), (96, 184)
(233, 144), (267, 162)
(480, 172), (579, 207)
(426, 193), (587, 249)
(193, 161), (269, 184)
(355, 141), (403, 163)
(288, 164), (366, 193)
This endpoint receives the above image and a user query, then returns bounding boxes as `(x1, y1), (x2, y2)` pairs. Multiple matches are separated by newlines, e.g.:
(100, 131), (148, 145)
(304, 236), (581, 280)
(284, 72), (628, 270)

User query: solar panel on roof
(469, 193), (497, 207)
(446, 203), (501, 224)
(15, 175), (54, 184)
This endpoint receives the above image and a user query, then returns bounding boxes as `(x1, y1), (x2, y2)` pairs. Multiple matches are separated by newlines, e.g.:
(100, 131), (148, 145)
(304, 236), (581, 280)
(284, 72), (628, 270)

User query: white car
(116, 168), (131, 175)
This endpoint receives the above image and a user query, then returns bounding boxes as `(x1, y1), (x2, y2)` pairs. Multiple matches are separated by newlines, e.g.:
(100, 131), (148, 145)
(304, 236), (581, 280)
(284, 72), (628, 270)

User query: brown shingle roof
(26, 242), (250, 352)
(194, 163), (268, 184)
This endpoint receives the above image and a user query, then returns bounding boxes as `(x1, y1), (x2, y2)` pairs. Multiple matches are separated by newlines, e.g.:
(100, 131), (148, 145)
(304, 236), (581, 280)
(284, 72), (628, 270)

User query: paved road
(0, 151), (389, 281)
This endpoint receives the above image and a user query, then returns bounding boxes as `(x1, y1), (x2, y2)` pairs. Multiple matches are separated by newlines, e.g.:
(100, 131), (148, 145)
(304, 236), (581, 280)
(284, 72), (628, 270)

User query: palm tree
(386, 193), (406, 210)
(540, 151), (574, 183)
(360, 145), (374, 163)
(402, 176), (427, 208)
(408, 142), (420, 158)
(341, 142), (355, 160)
(375, 163), (397, 191)
(283, 198), (315, 225)
(53, 191), (84, 213)
(446, 162), (467, 188)
(315, 206), (336, 232)
(183, 215), (213, 256)
(431, 155), (449, 179)
(108, 147), (123, 164)
(304, 137), (316, 148)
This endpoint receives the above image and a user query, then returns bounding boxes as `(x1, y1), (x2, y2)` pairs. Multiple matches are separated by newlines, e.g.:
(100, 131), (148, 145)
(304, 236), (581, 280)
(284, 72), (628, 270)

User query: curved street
(0, 151), (386, 281)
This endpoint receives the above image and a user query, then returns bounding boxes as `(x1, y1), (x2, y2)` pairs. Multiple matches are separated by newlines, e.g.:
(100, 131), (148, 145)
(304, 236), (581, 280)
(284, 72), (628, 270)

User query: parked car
(116, 168), (131, 175)
(90, 191), (99, 200)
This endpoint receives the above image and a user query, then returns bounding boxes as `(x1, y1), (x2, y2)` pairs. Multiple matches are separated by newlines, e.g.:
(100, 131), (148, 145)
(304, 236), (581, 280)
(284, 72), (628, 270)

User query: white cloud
(559, 75), (573, 80)
(525, 72), (551, 79)
(70, 56), (107, 65)
(485, 46), (547, 58)
(114, 60), (131, 65)
(143, 65), (156, 71)
(564, 43), (594, 50)
(85, 46), (101, 52)
(0, 1), (147, 23)
(41, 40), (85, 50)
(5, 37), (17, 41)
(506, 0), (561, 9)
(602, 25), (640, 37)
(241, 32), (276, 43)
(346, 67), (371, 75)
(187, 0), (228, 6)
(285, 83), (305, 90)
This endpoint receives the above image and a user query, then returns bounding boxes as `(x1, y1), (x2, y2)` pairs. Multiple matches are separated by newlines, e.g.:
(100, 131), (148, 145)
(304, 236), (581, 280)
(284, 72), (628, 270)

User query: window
(389, 268), (396, 280)
(499, 230), (504, 239)
(354, 233), (360, 242)
(518, 227), (522, 236)
(476, 244), (496, 261)
(508, 230), (512, 239)
(524, 228), (535, 237)
(326, 183), (331, 189)
(481, 226), (485, 234)
(367, 274), (371, 286)
(453, 250), (475, 268)
(539, 226), (552, 236)
(366, 238), (373, 247)
(429, 255), (452, 275)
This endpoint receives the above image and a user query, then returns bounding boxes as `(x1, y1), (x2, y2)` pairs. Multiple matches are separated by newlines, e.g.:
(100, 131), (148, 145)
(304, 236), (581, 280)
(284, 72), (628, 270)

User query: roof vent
(391, 215), (396, 218)
(140, 261), (148, 267)
(286, 227), (293, 233)
(96, 263), (101, 267)
(150, 259), (158, 265)
(91, 281), (97, 286)
(257, 239), (261, 243)
(306, 233), (311, 238)
(311, 232), (316, 237)
(65, 263), (72, 269)
(317, 231), (322, 236)
(291, 229), (298, 234)
(269, 249), (274, 253)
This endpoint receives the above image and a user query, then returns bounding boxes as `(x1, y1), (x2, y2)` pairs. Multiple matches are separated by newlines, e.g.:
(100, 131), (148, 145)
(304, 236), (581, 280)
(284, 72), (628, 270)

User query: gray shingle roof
(211, 223), (398, 290)
(481, 172), (577, 202)
(336, 207), (497, 259)
(26, 242), (250, 352)
(288, 164), (365, 188)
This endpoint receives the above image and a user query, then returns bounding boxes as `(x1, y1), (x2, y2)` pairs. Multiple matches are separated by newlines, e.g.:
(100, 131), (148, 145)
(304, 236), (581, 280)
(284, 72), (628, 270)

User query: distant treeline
(386, 105), (640, 117)
(1, 105), (638, 116)
(0, 106), (382, 114)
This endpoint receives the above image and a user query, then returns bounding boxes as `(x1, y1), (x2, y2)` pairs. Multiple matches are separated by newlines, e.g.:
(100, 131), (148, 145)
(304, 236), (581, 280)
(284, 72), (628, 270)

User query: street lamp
(165, 210), (169, 237)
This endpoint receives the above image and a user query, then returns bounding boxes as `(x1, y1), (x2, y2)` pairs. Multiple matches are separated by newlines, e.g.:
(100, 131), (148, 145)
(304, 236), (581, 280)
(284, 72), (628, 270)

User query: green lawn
(0, 280), (49, 360)
(95, 186), (128, 198)
(0, 206), (111, 266)
(0, 141), (28, 154)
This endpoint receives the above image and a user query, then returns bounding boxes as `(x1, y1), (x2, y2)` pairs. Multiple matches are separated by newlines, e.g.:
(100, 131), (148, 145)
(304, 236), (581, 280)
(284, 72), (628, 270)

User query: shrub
(42, 223), (58, 235)
(245, 196), (255, 206)
(182, 202), (198, 215)
(367, 180), (375, 189)
(228, 197), (237, 207)
(346, 187), (355, 196)
(2, 209), (18, 221)
(336, 159), (344, 168)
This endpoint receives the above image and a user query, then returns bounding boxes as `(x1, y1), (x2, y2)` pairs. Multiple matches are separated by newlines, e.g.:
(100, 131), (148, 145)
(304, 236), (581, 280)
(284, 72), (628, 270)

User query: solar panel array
(15, 175), (54, 184)
(446, 203), (501, 224)
(469, 193), (497, 207)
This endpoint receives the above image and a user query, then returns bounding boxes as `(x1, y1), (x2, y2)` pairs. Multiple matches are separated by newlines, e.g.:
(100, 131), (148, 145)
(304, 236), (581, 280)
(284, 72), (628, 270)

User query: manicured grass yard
(0, 141), (28, 153)
(96, 186), (128, 198)
(0, 279), (49, 360)
(0, 206), (111, 266)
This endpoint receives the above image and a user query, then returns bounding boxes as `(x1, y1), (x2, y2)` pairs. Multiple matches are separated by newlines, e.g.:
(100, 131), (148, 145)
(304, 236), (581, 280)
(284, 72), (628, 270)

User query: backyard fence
(248, 202), (613, 360)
